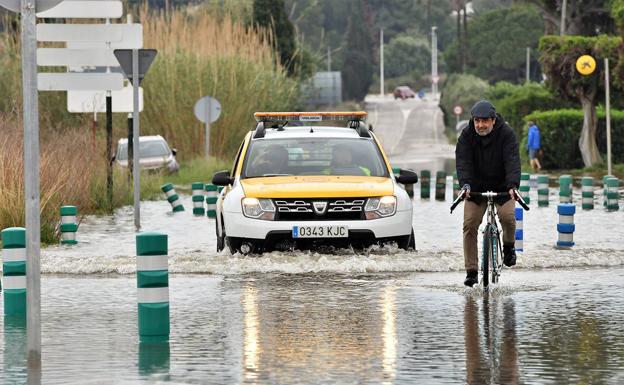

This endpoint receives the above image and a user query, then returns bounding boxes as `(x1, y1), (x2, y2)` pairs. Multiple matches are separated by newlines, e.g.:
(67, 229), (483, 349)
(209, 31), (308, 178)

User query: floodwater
(2, 185), (624, 384)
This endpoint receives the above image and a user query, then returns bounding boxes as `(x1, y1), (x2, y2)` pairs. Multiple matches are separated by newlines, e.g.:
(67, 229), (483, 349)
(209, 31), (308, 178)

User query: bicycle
(450, 190), (529, 288)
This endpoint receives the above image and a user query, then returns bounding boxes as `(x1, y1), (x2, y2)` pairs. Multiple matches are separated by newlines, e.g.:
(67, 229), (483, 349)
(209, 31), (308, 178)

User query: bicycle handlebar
(450, 189), (530, 213)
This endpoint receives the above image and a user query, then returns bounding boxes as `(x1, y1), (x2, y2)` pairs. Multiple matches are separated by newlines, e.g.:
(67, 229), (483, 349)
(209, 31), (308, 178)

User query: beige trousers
(463, 199), (516, 271)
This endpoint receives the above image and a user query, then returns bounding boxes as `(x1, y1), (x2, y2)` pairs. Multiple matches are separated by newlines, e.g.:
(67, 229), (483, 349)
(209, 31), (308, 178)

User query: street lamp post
(380, 29), (384, 96)
(431, 26), (438, 97)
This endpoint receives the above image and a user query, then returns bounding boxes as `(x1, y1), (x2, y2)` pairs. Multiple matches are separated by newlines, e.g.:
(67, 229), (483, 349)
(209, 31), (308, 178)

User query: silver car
(115, 135), (179, 173)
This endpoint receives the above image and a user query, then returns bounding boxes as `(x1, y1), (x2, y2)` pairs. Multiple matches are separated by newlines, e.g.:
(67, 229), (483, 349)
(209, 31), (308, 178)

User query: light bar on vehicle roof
(254, 111), (367, 123)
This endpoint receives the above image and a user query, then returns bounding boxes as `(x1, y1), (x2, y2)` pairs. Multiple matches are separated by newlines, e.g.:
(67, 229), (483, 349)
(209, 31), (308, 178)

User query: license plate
(292, 225), (348, 238)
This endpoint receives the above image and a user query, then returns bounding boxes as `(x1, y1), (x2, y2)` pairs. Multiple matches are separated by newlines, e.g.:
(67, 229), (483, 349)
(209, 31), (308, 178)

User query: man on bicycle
(455, 100), (521, 287)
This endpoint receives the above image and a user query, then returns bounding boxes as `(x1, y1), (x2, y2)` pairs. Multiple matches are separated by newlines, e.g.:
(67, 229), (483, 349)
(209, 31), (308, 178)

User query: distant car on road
(393, 86), (416, 100)
(115, 135), (179, 173)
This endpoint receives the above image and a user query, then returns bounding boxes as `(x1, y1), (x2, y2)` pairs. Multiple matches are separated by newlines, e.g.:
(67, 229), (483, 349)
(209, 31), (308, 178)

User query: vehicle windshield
(243, 138), (389, 178)
(117, 140), (170, 160)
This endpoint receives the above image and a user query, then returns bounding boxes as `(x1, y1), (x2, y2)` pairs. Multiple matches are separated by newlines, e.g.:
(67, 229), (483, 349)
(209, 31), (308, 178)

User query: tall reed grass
(0, 6), (299, 241)
(139, 8), (300, 159)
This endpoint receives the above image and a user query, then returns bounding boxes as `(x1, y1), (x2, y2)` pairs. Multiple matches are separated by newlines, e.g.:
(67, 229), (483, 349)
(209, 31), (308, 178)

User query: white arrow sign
(36, 1), (122, 18)
(37, 48), (119, 67)
(68, 86), (144, 113)
(0, 0), (63, 12)
(37, 24), (143, 46)
(38, 73), (123, 91)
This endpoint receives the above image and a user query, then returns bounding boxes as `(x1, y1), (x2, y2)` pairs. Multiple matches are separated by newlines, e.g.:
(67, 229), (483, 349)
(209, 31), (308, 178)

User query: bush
(439, 73), (490, 129)
(485, 81), (573, 138)
(522, 109), (624, 169)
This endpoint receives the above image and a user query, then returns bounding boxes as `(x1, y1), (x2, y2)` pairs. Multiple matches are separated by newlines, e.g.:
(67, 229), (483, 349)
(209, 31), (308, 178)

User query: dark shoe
(503, 245), (517, 267)
(464, 270), (478, 287)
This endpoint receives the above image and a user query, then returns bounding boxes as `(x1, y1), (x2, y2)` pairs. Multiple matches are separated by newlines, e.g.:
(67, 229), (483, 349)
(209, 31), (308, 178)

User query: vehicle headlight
(365, 196), (397, 219)
(242, 197), (276, 220)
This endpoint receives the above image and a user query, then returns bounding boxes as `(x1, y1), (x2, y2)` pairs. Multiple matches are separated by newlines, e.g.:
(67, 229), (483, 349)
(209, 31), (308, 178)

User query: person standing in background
(527, 121), (541, 171)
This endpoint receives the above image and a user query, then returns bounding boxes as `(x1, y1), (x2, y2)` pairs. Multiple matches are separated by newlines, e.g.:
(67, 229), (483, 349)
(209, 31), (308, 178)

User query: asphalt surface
(365, 94), (455, 173)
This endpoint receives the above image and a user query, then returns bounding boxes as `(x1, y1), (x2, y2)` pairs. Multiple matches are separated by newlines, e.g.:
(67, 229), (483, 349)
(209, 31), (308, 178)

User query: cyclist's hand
(464, 188), (471, 199)
(509, 188), (516, 200)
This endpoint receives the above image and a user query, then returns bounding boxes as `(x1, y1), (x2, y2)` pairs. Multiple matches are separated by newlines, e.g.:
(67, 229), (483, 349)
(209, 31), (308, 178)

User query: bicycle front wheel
(481, 224), (492, 287)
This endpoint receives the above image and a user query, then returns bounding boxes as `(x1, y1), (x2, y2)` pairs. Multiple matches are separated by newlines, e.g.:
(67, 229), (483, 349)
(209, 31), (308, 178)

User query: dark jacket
(455, 113), (520, 205)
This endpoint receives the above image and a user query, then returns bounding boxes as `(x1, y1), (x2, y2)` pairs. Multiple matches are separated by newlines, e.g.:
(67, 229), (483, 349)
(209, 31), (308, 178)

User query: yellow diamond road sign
(576, 55), (596, 75)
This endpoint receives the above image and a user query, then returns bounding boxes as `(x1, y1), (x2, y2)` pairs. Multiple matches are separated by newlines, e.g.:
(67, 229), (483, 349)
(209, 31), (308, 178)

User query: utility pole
(560, 0), (567, 35)
(526, 47), (531, 83)
(21, 0), (42, 377)
(431, 26), (438, 97)
(605, 58), (612, 176)
(327, 45), (331, 72)
(380, 29), (384, 97)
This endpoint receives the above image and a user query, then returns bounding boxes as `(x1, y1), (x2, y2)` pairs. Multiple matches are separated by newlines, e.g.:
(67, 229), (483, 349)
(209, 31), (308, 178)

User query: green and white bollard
(136, 232), (169, 341)
(602, 175), (614, 207)
(453, 172), (460, 199)
(581, 176), (594, 210)
(606, 177), (620, 211)
(191, 182), (205, 216)
(519, 173), (530, 205)
(161, 183), (184, 212)
(2, 227), (26, 316)
(559, 175), (572, 203)
(205, 184), (218, 218)
(435, 171), (446, 201)
(60, 205), (78, 245)
(537, 175), (549, 207)
(420, 170), (431, 199)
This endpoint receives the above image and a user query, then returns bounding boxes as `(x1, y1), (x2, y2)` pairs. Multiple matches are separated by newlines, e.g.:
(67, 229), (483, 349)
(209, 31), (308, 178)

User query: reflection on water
(243, 284), (260, 382)
(1, 270), (623, 384)
(3, 316), (27, 385)
(381, 286), (397, 385)
(464, 294), (518, 385)
(139, 341), (170, 380)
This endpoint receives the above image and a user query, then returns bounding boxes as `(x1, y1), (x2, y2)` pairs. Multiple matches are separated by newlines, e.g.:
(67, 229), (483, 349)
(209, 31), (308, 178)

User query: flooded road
(2, 269), (623, 384)
(3, 97), (624, 384)
(2, 189), (624, 384)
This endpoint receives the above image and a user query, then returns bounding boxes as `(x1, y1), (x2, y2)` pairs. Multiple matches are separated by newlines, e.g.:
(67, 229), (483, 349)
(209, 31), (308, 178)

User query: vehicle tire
(226, 237), (261, 255)
(216, 215), (225, 252)
(482, 225), (491, 288)
(397, 229), (415, 251)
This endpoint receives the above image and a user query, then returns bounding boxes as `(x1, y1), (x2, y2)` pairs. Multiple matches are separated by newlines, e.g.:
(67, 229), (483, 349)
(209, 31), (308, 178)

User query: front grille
(274, 198), (366, 221)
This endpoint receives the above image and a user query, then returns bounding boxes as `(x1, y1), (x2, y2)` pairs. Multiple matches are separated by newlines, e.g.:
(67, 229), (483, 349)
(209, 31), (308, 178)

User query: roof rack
(252, 111), (370, 139)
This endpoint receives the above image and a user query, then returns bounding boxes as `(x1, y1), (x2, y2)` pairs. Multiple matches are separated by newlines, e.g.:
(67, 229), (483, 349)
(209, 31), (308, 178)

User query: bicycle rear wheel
(481, 224), (491, 287)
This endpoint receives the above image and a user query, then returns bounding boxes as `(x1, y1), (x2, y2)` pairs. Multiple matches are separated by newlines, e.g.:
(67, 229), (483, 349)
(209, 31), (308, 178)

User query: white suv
(115, 135), (179, 173)
(211, 112), (418, 254)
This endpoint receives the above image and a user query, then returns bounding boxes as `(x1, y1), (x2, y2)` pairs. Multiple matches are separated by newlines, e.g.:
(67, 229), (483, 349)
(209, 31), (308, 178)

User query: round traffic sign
(432, 75), (440, 84)
(453, 105), (463, 115)
(576, 55), (596, 76)
(0, 0), (64, 12)
(194, 96), (221, 124)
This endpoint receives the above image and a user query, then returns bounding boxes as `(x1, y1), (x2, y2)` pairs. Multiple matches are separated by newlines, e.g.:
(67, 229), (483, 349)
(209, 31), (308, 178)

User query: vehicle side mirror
(396, 169), (418, 184)
(171, 148), (177, 156)
(212, 170), (233, 186)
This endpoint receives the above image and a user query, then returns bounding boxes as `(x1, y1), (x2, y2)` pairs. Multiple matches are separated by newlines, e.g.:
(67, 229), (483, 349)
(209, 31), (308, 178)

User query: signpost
(114, 49), (158, 230)
(193, 96), (222, 159)
(0, 0), (66, 379)
(453, 104), (463, 127)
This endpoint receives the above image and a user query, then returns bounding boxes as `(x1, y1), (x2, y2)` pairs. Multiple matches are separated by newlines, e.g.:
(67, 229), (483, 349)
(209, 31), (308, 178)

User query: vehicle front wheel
(226, 237), (262, 255)
(397, 229), (415, 251)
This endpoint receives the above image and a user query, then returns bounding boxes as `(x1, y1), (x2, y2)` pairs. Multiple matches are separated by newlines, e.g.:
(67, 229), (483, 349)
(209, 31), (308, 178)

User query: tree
(342, 0), (375, 101)
(384, 35), (431, 78)
(253, 0), (306, 77)
(539, 35), (621, 166)
(445, 6), (544, 83)
(521, 0), (615, 35)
